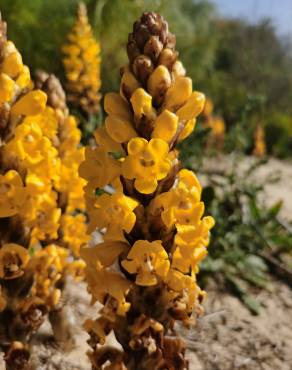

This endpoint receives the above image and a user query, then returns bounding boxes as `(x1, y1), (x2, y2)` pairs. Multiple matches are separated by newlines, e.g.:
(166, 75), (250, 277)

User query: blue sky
(212, 0), (292, 36)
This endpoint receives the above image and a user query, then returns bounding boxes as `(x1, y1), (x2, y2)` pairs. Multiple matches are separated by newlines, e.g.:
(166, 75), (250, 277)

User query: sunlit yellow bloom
(15, 65), (31, 89)
(23, 193), (61, 243)
(81, 241), (128, 271)
(149, 169), (202, 228)
(172, 217), (215, 273)
(176, 91), (205, 121)
(81, 242), (131, 315)
(0, 170), (26, 218)
(130, 88), (153, 120)
(0, 73), (15, 103)
(104, 92), (132, 121)
(0, 244), (29, 280)
(122, 240), (170, 286)
(164, 77), (192, 111)
(1, 50), (23, 78)
(30, 245), (68, 307)
(105, 115), (137, 144)
(79, 146), (121, 189)
(11, 90), (47, 116)
(4, 120), (49, 166)
(122, 138), (171, 194)
(61, 214), (90, 256)
(166, 268), (200, 310)
(33, 107), (58, 139)
(178, 119), (196, 142)
(152, 109), (178, 142)
(87, 192), (139, 238)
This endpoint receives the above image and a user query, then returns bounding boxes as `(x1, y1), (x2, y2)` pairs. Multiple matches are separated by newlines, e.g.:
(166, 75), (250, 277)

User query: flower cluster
(202, 97), (225, 151)
(62, 2), (101, 114)
(0, 15), (88, 368)
(79, 12), (214, 369)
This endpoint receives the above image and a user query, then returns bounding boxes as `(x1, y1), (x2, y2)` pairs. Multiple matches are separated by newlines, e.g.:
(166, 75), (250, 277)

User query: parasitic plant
(62, 2), (101, 116)
(80, 12), (214, 369)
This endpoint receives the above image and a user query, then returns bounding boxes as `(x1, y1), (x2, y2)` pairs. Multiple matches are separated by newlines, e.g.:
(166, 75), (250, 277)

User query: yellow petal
(105, 115), (137, 143)
(152, 110), (178, 142)
(104, 93), (131, 120)
(177, 91), (205, 121)
(0, 73), (15, 103)
(134, 178), (157, 194)
(164, 77), (192, 110)
(120, 70), (140, 100)
(127, 137), (148, 156)
(147, 65), (171, 104)
(130, 88), (152, 119)
(1, 51), (23, 78)
(11, 90), (47, 116)
(178, 119), (196, 141)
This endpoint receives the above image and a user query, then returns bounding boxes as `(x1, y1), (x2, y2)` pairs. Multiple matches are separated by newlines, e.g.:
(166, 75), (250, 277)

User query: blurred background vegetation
(1, 0), (292, 157)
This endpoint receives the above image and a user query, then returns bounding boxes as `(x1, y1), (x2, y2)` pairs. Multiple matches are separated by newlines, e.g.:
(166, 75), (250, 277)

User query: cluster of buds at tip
(62, 2), (101, 115)
(202, 97), (226, 151)
(253, 124), (266, 157)
(79, 12), (214, 370)
(0, 13), (88, 368)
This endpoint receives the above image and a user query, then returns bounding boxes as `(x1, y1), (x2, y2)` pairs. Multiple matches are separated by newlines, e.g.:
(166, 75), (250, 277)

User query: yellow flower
(130, 88), (153, 120)
(62, 2), (101, 114)
(30, 245), (68, 306)
(0, 170), (26, 218)
(151, 109), (178, 142)
(11, 90), (47, 116)
(61, 214), (90, 256)
(121, 240), (170, 286)
(166, 268), (200, 310)
(1, 50), (23, 78)
(23, 192), (61, 243)
(149, 169), (202, 228)
(172, 217), (215, 273)
(0, 244), (29, 280)
(105, 115), (137, 144)
(33, 107), (58, 140)
(81, 242), (131, 315)
(15, 65), (31, 89)
(4, 120), (48, 166)
(0, 73), (15, 103)
(79, 146), (121, 189)
(178, 119), (196, 142)
(87, 192), (139, 238)
(122, 138), (171, 194)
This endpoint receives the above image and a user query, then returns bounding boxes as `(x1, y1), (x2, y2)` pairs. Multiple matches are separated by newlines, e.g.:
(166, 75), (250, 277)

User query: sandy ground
(0, 157), (291, 370)
(19, 277), (291, 370)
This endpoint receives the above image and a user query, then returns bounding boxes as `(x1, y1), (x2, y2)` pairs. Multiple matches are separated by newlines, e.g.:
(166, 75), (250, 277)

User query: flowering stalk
(62, 2), (101, 116)
(253, 125), (266, 157)
(202, 97), (225, 151)
(0, 14), (87, 368)
(80, 12), (214, 369)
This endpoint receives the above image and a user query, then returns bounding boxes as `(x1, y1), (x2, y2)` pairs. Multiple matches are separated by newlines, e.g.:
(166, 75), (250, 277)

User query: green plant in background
(197, 157), (292, 313)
